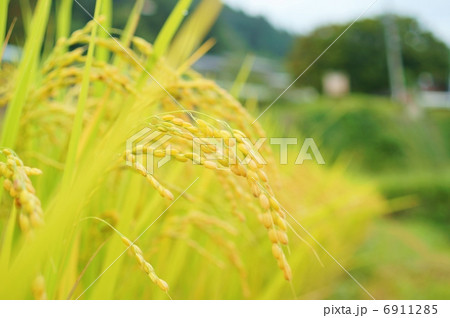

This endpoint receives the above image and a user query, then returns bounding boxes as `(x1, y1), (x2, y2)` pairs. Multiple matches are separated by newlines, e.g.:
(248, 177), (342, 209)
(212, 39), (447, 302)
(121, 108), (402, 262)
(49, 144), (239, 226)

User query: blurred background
(4, 0), (450, 299)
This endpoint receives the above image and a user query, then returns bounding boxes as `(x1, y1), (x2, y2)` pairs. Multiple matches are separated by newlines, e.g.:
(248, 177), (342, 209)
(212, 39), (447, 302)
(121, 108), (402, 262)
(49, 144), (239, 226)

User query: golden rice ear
(125, 152), (175, 201)
(127, 114), (292, 278)
(119, 234), (170, 293)
(0, 149), (44, 234)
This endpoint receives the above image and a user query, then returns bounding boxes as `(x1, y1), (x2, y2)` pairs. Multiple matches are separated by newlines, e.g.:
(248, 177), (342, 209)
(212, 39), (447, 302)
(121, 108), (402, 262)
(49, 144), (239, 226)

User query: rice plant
(0, 0), (385, 299)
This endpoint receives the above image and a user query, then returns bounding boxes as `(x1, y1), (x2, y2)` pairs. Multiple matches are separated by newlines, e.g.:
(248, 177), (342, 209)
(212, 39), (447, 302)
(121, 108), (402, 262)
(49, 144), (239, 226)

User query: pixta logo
(126, 128), (172, 175)
(126, 127), (325, 175)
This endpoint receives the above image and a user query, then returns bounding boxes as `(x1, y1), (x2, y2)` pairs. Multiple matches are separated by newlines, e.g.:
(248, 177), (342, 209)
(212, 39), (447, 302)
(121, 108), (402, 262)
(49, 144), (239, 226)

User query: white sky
(222, 0), (450, 46)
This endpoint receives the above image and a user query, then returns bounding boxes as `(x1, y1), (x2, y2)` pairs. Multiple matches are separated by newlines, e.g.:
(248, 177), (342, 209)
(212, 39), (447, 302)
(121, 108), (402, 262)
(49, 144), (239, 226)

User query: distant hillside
(209, 5), (293, 57)
(69, 0), (293, 57)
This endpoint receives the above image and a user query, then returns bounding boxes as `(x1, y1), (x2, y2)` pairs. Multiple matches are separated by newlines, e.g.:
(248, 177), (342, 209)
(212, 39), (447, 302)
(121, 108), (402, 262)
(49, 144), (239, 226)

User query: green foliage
(274, 95), (450, 225)
(379, 170), (450, 225)
(428, 109), (450, 154)
(281, 96), (445, 173)
(278, 96), (450, 173)
(287, 16), (450, 93)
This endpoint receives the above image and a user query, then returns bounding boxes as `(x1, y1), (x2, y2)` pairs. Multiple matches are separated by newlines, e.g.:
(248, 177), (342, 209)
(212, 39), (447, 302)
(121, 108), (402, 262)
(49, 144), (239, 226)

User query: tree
(287, 16), (450, 94)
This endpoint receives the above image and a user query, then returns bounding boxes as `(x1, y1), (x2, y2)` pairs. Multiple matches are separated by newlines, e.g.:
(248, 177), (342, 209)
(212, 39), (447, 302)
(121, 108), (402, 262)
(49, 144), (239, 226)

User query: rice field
(0, 0), (389, 300)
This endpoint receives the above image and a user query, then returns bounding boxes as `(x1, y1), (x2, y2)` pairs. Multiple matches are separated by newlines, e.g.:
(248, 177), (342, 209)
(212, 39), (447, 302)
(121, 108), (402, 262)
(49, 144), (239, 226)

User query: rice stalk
(0, 0), (52, 148)
(230, 54), (255, 99)
(56, 0), (73, 41)
(0, 0), (10, 50)
(62, 0), (103, 187)
(142, 0), (193, 74)
(167, 0), (223, 68)
(19, 0), (32, 36)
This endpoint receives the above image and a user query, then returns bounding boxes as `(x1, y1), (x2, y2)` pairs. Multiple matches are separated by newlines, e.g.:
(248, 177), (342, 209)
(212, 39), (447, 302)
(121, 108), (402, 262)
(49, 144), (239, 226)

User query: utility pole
(448, 51), (450, 108)
(383, 14), (407, 104)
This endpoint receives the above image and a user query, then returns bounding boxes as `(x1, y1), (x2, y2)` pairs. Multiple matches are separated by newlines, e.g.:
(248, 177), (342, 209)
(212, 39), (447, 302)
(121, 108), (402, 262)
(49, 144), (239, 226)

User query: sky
(222, 0), (450, 46)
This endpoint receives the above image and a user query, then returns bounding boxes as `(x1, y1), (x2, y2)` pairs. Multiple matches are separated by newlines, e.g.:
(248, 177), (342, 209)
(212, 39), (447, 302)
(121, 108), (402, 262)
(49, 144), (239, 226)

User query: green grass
(333, 219), (450, 299)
